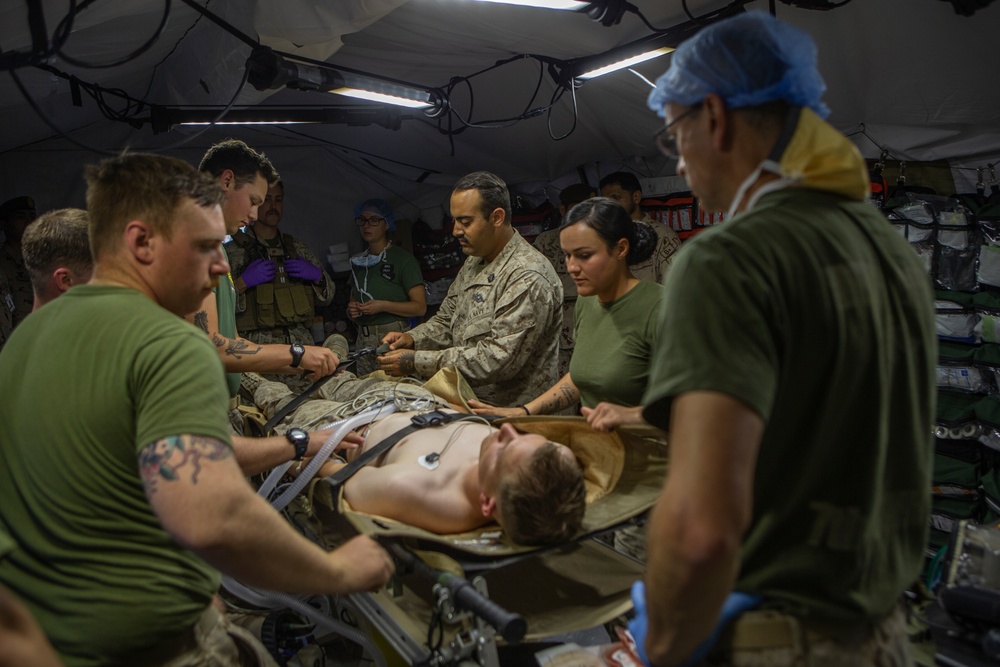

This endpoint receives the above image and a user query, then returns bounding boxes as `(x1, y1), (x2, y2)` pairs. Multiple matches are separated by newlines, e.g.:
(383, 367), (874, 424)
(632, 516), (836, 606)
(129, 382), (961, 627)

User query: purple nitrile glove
(285, 257), (323, 283)
(241, 258), (277, 288)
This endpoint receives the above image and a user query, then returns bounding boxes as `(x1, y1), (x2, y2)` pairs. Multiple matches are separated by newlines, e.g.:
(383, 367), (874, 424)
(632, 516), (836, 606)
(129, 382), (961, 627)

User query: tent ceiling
(0, 0), (998, 240)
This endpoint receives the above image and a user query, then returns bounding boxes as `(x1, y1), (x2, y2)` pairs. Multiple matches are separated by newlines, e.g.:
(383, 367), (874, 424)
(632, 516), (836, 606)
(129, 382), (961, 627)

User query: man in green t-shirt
(188, 140), (340, 403)
(629, 13), (936, 667)
(0, 153), (394, 666)
(0, 529), (62, 667)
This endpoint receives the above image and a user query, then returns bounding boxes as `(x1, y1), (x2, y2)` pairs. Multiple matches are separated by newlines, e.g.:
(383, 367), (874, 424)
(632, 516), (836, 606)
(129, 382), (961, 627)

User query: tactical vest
(232, 231), (316, 331)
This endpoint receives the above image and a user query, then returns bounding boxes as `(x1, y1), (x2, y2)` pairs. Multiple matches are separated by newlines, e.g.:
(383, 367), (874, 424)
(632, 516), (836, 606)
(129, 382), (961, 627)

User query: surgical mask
(351, 254), (382, 268)
(351, 243), (391, 302)
(350, 242), (390, 268)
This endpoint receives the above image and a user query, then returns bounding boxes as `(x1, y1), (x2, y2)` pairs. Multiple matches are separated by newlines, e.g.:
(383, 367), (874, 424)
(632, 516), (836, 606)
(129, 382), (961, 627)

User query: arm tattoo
(211, 333), (262, 358)
(539, 382), (577, 414)
(139, 435), (232, 494)
(399, 351), (416, 376)
(193, 310), (209, 333)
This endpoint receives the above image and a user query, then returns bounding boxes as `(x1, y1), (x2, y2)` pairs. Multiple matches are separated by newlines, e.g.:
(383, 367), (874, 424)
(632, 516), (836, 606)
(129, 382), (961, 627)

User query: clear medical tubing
(259, 403), (398, 511)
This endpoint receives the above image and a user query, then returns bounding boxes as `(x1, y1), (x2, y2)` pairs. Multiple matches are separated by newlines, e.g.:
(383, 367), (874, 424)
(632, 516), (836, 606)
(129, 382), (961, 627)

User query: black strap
(324, 410), (476, 493)
(261, 357), (358, 434)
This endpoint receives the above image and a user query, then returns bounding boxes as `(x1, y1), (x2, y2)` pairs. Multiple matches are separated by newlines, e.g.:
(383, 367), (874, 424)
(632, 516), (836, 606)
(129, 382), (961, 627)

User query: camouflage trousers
(127, 604), (277, 667)
(353, 320), (410, 376)
(703, 605), (912, 667)
(244, 324), (317, 394)
(253, 372), (445, 434)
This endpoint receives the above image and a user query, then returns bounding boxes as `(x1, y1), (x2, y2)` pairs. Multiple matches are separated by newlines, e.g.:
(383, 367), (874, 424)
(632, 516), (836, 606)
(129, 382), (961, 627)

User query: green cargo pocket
(275, 285), (296, 320)
(290, 284), (312, 317)
(255, 282), (276, 327)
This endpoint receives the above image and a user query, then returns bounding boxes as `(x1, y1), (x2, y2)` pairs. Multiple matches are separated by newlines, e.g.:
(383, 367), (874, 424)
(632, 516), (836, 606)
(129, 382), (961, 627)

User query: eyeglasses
(355, 216), (386, 227)
(654, 105), (702, 159)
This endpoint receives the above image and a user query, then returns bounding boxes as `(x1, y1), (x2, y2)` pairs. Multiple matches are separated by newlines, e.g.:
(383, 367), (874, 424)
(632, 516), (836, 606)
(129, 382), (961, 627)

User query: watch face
(287, 428), (309, 459)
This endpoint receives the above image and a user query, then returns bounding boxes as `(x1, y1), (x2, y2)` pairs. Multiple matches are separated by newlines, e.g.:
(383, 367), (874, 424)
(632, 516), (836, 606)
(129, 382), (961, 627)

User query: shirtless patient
(324, 410), (586, 546)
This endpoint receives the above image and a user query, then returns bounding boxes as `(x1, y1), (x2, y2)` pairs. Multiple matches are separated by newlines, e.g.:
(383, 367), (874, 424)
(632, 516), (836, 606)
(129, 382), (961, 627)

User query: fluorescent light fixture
(246, 47), (444, 113)
(473, 0), (588, 8)
(148, 106), (405, 133)
(576, 46), (673, 80)
(328, 88), (434, 109)
(179, 120), (317, 126)
(328, 72), (438, 109)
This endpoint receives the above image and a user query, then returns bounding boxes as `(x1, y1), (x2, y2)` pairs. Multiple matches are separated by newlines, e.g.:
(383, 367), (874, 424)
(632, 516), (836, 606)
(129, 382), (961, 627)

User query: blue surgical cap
(647, 12), (830, 119)
(354, 198), (396, 233)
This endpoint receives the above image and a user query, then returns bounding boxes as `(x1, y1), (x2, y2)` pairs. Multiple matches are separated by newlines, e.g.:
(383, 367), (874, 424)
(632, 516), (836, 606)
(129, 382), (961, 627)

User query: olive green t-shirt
(216, 245), (241, 397)
(643, 189), (936, 625)
(570, 280), (663, 409)
(350, 245), (425, 326)
(0, 285), (232, 666)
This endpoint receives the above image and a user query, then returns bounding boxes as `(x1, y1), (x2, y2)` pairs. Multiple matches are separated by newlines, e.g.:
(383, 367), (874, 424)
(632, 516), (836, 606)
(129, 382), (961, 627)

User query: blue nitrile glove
(241, 258), (277, 288)
(628, 581), (763, 667)
(629, 581), (652, 665)
(285, 257), (323, 283)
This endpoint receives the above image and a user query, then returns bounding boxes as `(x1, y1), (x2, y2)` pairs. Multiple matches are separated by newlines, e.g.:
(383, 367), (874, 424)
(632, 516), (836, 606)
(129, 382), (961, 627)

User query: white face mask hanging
(350, 242), (391, 302)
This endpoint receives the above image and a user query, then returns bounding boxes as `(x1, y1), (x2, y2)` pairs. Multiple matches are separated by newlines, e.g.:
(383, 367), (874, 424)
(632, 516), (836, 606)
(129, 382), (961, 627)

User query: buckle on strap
(411, 409), (450, 428)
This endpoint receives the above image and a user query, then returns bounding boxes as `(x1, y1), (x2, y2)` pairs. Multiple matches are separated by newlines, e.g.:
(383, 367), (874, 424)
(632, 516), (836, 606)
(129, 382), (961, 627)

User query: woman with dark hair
(347, 198), (426, 375)
(470, 197), (664, 432)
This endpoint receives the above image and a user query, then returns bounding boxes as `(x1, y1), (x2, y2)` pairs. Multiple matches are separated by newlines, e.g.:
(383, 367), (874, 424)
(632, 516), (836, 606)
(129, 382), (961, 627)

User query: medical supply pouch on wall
(937, 390), (981, 430)
(938, 291), (979, 342)
(888, 203), (935, 276)
(938, 341), (993, 394)
(937, 208), (979, 292)
(934, 438), (985, 491)
(978, 216), (1000, 288)
(973, 344), (1000, 396)
(975, 290), (1000, 344)
(975, 396), (1000, 454)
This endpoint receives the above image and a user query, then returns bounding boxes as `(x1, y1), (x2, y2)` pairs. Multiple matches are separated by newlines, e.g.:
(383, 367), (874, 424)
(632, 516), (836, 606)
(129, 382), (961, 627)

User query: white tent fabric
(0, 0), (998, 257)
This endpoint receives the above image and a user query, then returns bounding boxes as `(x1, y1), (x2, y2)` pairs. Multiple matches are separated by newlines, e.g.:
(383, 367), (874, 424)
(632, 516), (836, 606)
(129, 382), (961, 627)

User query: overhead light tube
(473, 0), (589, 8)
(576, 46), (673, 80)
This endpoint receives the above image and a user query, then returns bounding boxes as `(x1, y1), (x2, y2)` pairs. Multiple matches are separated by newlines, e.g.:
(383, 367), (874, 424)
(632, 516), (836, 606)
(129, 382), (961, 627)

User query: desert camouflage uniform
(254, 373), (447, 434)
(532, 215), (682, 387)
(0, 242), (32, 328)
(408, 232), (562, 407)
(629, 213), (682, 284)
(225, 230), (335, 393)
(0, 270), (14, 351)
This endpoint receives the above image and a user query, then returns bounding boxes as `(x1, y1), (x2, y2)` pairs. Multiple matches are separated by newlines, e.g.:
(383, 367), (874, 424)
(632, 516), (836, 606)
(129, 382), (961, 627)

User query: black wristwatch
(285, 428), (309, 460)
(289, 342), (305, 368)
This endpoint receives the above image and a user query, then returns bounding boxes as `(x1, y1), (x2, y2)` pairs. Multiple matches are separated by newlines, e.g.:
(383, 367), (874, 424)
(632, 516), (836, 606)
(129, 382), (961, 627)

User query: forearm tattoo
(211, 333), (262, 358)
(193, 310), (209, 333)
(139, 435), (232, 494)
(399, 351), (416, 375)
(539, 382), (577, 414)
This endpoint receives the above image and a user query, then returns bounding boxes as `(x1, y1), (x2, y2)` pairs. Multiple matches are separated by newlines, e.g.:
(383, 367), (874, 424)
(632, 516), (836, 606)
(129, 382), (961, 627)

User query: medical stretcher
(280, 416), (668, 666)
